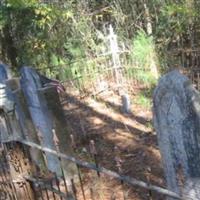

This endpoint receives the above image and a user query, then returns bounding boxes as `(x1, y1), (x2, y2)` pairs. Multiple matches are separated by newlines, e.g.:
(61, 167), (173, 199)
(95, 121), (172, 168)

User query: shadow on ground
(62, 92), (165, 200)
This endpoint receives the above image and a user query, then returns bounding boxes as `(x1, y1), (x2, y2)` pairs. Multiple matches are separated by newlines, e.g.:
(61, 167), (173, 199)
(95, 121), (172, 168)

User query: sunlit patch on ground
(62, 89), (165, 199)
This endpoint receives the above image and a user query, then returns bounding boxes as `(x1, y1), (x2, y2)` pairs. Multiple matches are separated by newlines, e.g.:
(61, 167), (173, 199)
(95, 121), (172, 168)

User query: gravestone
(153, 70), (200, 199)
(121, 93), (131, 113)
(20, 66), (61, 173)
(0, 64), (22, 140)
(0, 65), (35, 199)
(0, 64), (13, 114)
(6, 78), (45, 169)
(39, 82), (76, 179)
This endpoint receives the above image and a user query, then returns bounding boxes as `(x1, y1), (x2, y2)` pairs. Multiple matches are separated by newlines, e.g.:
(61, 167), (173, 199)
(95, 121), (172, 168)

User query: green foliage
(155, 1), (197, 53)
(126, 67), (157, 87)
(134, 92), (151, 109)
(126, 30), (158, 87)
(6, 0), (37, 8)
(0, 0), (100, 81)
(0, 0), (199, 90)
(62, 57), (99, 91)
(131, 30), (156, 69)
(133, 86), (154, 109)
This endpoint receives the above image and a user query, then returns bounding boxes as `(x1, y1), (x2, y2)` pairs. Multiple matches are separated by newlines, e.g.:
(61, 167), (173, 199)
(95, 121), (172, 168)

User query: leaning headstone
(0, 65), (36, 199)
(153, 70), (200, 199)
(38, 82), (76, 179)
(20, 66), (60, 173)
(6, 78), (45, 169)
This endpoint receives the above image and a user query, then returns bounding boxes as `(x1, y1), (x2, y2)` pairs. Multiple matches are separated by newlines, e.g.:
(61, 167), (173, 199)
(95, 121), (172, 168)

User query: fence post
(108, 25), (131, 113)
(108, 24), (122, 87)
(153, 70), (200, 199)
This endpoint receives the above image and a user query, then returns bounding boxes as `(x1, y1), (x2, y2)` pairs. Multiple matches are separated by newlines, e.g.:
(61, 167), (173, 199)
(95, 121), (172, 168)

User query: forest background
(0, 0), (197, 94)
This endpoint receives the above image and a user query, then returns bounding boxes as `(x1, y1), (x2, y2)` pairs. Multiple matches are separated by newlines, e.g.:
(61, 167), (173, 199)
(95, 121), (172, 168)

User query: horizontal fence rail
(0, 138), (186, 200)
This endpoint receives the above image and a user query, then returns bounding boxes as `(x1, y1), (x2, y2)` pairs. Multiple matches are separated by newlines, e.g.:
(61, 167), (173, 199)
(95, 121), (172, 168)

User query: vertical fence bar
(71, 178), (77, 200)
(89, 140), (103, 199)
(110, 192), (116, 200)
(76, 162), (86, 200)
(2, 143), (20, 200)
(90, 188), (95, 200)
(146, 167), (153, 200)
(53, 129), (69, 197)
(19, 142), (37, 200)
(89, 140), (100, 177)
(37, 131), (52, 200)
(21, 144), (39, 200)
(70, 134), (86, 200)
(50, 180), (57, 200)
(44, 186), (50, 200)
(114, 146), (127, 200)
(54, 172), (63, 200)
(36, 176), (45, 200)
(15, 146), (32, 200)
(54, 131), (72, 199)
(0, 150), (15, 200)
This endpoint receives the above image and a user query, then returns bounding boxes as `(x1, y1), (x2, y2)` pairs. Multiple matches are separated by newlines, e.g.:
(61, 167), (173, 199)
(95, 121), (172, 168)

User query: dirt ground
(61, 87), (165, 200)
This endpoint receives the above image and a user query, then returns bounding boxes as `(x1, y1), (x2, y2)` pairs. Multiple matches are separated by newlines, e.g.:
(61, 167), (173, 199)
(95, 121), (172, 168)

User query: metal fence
(0, 133), (184, 200)
(168, 48), (200, 91)
(37, 25), (154, 97)
(0, 63), (190, 200)
(181, 67), (200, 91)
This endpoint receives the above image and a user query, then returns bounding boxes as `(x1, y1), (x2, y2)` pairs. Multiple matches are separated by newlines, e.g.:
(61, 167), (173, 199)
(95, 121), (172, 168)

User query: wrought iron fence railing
(0, 137), (185, 200)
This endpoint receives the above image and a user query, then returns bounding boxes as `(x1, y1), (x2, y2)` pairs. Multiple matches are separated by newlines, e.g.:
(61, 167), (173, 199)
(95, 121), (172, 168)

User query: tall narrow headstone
(6, 78), (45, 169)
(20, 66), (60, 173)
(153, 70), (200, 199)
(41, 86), (76, 179)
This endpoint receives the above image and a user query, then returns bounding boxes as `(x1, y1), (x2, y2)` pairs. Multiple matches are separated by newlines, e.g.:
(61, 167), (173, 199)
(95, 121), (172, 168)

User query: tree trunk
(143, 1), (159, 79)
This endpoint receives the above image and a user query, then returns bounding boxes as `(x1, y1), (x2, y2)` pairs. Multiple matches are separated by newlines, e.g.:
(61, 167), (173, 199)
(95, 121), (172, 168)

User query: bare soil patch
(62, 87), (165, 200)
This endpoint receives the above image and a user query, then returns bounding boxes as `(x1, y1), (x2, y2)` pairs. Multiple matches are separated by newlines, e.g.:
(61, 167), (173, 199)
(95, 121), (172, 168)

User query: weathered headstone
(0, 65), (35, 199)
(6, 78), (45, 169)
(121, 93), (131, 113)
(0, 64), (21, 140)
(153, 70), (200, 199)
(20, 66), (61, 173)
(39, 84), (76, 179)
(0, 64), (13, 114)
